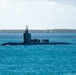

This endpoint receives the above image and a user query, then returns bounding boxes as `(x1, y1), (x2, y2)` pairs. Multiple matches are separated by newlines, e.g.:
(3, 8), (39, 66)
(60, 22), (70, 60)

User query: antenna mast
(25, 25), (28, 33)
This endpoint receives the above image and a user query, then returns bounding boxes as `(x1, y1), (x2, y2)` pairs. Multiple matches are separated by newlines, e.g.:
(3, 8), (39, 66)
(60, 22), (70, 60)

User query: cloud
(0, 0), (10, 14)
(0, 0), (76, 13)
(0, 0), (76, 29)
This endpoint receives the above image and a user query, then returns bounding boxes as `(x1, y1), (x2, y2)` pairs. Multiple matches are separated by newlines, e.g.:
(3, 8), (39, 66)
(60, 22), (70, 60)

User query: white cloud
(0, 0), (76, 29)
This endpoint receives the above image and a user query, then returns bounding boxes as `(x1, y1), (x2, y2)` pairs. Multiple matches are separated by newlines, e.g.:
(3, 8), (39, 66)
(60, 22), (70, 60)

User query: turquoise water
(0, 33), (76, 75)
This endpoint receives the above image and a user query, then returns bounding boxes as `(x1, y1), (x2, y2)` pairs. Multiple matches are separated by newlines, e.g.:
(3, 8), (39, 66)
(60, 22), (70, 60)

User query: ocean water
(0, 33), (76, 75)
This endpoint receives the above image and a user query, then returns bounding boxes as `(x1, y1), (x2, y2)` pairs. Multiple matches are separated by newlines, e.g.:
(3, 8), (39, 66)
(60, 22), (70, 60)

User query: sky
(0, 0), (76, 30)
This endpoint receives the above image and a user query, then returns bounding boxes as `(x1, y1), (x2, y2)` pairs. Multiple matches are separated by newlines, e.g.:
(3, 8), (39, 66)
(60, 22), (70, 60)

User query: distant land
(0, 29), (76, 33)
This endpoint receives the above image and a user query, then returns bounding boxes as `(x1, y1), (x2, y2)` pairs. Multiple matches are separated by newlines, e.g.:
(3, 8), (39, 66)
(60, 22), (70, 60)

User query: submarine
(1, 25), (72, 46)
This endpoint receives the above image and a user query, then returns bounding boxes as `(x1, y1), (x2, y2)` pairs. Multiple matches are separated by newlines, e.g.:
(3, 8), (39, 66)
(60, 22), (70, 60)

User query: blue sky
(0, 0), (76, 29)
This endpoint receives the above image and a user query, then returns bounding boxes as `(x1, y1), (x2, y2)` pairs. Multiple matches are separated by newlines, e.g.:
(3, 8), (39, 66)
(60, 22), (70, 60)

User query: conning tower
(23, 25), (31, 43)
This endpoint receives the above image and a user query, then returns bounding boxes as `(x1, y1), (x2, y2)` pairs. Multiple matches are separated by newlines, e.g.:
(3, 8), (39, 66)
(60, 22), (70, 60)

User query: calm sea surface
(0, 33), (76, 75)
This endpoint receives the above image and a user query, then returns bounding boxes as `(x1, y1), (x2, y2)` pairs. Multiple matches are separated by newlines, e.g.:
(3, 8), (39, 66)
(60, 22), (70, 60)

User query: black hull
(1, 42), (72, 46)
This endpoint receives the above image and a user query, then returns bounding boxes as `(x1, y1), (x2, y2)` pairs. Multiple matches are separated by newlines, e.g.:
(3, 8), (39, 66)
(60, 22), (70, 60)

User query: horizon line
(0, 28), (76, 30)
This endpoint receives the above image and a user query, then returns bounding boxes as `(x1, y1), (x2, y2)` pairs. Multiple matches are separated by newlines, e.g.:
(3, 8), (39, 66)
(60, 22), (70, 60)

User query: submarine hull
(1, 42), (72, 46)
